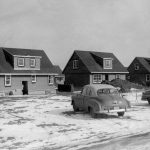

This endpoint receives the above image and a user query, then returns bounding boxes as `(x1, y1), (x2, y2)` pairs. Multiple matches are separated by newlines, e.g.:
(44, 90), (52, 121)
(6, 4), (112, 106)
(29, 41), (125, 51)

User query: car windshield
(97, 88), (119, 96)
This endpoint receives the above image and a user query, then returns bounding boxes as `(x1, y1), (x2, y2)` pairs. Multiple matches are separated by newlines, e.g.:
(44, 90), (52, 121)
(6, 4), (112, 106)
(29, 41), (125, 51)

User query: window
(116, 74), (120, 79)
(93, 74), (102, 83)
(30, 59), (36, 67)
(18, 58), (24, 66)
(5, 75), (11, 86)
(31, 75), (36, 83)
(146, 74), (150, 82)
(135, 63), (139, 70)
(48, 75), (54, 85)
(103, 59), (112, 69)
(73, 60), (79, 69)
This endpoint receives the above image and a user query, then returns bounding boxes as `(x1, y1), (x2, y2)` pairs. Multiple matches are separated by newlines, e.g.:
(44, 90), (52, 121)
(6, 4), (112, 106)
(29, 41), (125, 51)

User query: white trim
(18, 57), (25, 67)
(14, 67), (40, 70)
(103, 59), (112, 69)
(93, 74), (102, 84)
(103, 58), (113, 60)
(91, 72), (129, 74)
(30, 58), (36, 67)
(31, 74), (36, 83)
(5, 74), (11, 86)
(0, 73), (58, 76)
(14, 55), (42, 58)
(48, 75), (54, 85)
(73, 60), (79, 69)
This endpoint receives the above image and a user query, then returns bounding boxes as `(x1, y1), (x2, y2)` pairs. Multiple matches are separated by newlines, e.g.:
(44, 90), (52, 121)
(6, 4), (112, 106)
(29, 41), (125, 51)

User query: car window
(97, 88), (110, 95)
(97, 88), (119, 96)
(110, 89), (119, 94)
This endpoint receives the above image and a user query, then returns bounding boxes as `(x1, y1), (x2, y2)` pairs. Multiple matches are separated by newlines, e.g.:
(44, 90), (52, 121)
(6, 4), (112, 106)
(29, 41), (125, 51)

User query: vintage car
(71, 84), (130, 118)
(141, 90), (150, 104)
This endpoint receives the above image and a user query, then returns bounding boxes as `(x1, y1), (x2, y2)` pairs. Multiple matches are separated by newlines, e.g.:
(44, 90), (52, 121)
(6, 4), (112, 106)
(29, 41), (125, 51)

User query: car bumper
(96, 108), (126, 114)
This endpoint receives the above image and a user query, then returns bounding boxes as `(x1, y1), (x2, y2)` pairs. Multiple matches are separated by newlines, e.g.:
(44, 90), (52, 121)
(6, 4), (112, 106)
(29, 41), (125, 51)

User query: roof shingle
(0, 47), (58, 74)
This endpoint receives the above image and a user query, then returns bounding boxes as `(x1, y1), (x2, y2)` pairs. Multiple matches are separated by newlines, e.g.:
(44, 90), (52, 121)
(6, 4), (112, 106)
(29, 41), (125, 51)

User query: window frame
(134, 63), (139, 70)
(93, 74), (102, 84)
(31, 74), (36, 83)
(103, 58), (112, 69)
(116, 74), (120, 79)
(30, 58), (36, 67)
(73, 60), (79, 69)
(48, 75), (54, 85)
(5, 74), (11, 87)
(146, 74), (150, 82)
(18, 57), (25, 67)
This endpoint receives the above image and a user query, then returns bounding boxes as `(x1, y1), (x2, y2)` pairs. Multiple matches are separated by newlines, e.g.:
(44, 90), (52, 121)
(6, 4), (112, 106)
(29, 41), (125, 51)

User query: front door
(22, 81), (28, 95)
(105, 74), (109, 81)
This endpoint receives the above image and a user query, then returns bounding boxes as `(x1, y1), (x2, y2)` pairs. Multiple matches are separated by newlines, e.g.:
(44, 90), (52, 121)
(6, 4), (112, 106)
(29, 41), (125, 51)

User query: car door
(75, 87), (86, 108)
(83, 87), (92, 109)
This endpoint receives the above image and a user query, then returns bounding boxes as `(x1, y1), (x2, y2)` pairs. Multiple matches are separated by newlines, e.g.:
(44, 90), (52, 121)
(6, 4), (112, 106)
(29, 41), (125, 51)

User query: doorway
(22, 81), (28, 95)
(105, 74), (109, 81)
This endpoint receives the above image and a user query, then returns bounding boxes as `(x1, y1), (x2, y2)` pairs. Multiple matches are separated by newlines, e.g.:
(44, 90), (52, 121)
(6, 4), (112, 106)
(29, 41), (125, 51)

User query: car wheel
(147, 99), (150, 105)
(72, 101), (79, 112)
(117, 112), (124, 117)
(89, 107), (96, 118)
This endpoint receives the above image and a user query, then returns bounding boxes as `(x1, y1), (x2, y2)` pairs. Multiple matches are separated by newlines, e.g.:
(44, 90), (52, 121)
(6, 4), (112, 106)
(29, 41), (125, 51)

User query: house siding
(14, 56), (41, 70)
(63, 53), (90, 74)
(128, 58), (150, 85)
(128, 58), (149, 74)
(0, 75), (55, 95)
(90, 74), (126, 84)
(65, 74), (90, 87)
(128, 73), (148, 85)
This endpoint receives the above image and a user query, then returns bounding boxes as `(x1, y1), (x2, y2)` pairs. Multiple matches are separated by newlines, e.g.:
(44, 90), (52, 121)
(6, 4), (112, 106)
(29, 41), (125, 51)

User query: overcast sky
(0, 0), (150, 69)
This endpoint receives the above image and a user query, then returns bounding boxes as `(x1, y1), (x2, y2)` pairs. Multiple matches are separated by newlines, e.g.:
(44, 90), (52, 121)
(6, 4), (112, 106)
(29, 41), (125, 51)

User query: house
(0, 47), (59, 96)
(63, 50), (128, 88)
(53, 65), (65, 85)
(128, 57), (150, 86)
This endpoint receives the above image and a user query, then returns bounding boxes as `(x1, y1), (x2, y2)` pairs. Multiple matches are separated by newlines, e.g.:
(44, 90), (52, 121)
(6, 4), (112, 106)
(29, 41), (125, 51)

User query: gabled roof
(53, 65), (64, 76)
(72, 50), (128, 73)
(0, 47), (58, 74)
(134, 57), (150, 72)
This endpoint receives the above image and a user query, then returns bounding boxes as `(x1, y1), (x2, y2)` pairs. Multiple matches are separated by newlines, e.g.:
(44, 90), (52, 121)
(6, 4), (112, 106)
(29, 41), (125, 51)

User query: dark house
(63, 50), (128, 88)
(128, 57), (150, 86)
(0, 47), (59, 96)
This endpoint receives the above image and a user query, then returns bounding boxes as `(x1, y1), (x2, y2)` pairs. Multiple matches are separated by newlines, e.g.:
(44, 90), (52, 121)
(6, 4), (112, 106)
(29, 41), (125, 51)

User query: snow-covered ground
(0, 91), (150, 150)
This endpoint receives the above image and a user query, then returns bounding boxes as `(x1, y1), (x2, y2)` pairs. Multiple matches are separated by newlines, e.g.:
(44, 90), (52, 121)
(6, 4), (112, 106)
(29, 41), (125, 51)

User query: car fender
(86, 99), (101, 112)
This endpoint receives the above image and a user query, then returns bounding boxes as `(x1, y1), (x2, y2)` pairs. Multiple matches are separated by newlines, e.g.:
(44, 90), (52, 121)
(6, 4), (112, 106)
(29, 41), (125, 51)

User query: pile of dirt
(101, 79), (144, 92)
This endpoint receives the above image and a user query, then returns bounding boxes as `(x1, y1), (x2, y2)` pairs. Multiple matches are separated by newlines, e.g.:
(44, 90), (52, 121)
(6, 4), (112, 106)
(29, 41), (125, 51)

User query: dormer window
(18, 57), (24, 67)
(30, 58), (36, 67)
(135, 63), (139, 70)
(73, 60), (79, 69)
(103, 58), (112, 69)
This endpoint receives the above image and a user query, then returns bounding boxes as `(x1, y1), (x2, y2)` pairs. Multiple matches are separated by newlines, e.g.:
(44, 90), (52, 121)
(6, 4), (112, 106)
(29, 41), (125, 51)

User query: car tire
(72, 101), (79, 112)
(117, 112), (124, 117)
(147, 99), (150, 105)
(89, 107), (96, 118)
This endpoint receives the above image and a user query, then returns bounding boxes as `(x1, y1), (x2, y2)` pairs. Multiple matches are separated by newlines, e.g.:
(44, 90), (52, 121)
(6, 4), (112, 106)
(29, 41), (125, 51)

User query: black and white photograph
(0, 0), (150, 150)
